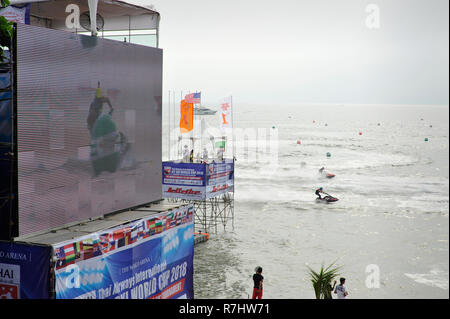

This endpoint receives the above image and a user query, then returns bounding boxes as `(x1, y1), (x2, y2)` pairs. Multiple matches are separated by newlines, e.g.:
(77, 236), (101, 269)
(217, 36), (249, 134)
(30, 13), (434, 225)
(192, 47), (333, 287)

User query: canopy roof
(9, 0), (159, 32)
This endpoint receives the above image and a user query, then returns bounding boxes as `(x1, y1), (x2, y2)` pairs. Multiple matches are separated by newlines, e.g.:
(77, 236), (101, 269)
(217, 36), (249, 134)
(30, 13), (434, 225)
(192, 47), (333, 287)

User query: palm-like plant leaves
(307, 262), (341, 299)
(1, 0), (13, 61)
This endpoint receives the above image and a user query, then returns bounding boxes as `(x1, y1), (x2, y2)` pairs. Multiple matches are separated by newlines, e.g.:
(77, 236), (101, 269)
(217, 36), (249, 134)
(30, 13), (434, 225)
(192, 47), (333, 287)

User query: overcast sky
(129, 0), (449, 106)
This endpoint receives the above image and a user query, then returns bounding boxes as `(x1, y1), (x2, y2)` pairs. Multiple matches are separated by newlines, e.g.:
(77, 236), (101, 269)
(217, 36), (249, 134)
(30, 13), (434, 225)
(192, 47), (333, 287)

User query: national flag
(80, 239), (94, 260)
(185, 92), (200, 104)
(175, 210), (184, 225)
(113, 229), (126, 240)
(117, 231), (131, 247)
(135, 221), (145, 238)
(155, 219), (164, 233)
(143, 219), (153, 237)
(130, 227), (140, 243)
(117, 237), (125, 248)
(192, 92), (201, 104)
(185, 93), (194, 103)
(92, 239), (101, 256)
(180, 99), (193, 133)
(75, 241), (83, 259)
(192, 92), (201, 103)
(81, 239), (94, 251)
(215, 140), (226, 149)
(100, 233), (117, 253)
(55, 247), (65, 260)
(64, 243), (76, 262)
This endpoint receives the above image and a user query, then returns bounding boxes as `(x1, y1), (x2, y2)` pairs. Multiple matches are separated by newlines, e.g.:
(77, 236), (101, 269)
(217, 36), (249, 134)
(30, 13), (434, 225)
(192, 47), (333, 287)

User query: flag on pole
(185, 92), (201, 104)
(193, 92), (201, 103)
(185, 93), (193, 103)
(180, 99), (193, 133)
(215, 141), (226, 149)
(220, 96), (232, 131)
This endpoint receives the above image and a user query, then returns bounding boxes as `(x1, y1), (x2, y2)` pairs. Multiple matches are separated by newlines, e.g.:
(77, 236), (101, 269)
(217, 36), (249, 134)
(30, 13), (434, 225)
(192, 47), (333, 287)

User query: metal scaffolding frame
(167, 191), (234, 234)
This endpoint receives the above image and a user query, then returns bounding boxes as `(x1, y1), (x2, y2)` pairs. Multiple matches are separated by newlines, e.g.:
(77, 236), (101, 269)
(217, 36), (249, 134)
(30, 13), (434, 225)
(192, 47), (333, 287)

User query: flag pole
(231, 95), (235, 160)
(172, 90), (174, 161)
(168, 89), (170, 161)
(178, 90), (183, 157)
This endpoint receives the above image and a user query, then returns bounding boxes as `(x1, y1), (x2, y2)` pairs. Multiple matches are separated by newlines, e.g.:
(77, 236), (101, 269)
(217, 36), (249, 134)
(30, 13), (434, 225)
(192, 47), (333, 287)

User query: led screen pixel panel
(16, 23), (162, 236)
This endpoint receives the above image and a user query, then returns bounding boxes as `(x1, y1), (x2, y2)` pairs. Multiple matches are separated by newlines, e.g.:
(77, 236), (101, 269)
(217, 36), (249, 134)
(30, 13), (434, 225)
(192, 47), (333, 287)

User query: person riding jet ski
(315, 187), (324, 199)
(319, 167), (335, 178)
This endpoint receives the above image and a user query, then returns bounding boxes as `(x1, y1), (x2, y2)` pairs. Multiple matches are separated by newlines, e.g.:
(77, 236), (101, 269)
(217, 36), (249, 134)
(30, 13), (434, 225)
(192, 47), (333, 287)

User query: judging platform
(162, 159), (234, 200)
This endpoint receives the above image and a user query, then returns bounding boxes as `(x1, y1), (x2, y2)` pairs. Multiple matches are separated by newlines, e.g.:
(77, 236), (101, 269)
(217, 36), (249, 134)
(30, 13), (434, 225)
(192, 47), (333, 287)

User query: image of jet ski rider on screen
(87, 81), (130, 177)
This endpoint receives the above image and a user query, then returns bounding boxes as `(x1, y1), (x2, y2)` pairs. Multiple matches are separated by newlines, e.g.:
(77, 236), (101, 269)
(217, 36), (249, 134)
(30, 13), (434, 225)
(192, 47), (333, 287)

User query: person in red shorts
(252, 266), (264, 299)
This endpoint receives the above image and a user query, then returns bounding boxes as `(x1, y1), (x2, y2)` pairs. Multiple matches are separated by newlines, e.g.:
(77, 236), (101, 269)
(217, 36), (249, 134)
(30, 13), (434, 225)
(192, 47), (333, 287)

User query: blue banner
(54, 206), (194, 299)
(206, 160), (234, 199)
(162, 160), (234, 200)
(162, 161), (206, 186)
(0, 241), (51, 299)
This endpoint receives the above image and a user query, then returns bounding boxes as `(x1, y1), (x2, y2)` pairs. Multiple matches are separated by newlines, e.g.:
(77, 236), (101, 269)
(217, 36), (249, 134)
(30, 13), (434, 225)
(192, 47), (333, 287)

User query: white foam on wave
(404, 269), (449, 290)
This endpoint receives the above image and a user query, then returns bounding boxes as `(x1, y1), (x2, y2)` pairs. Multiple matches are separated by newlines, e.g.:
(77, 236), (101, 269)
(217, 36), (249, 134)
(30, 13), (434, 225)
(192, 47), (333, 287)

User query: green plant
(0, 0), (13, 61)
(307, 262), (341, 299)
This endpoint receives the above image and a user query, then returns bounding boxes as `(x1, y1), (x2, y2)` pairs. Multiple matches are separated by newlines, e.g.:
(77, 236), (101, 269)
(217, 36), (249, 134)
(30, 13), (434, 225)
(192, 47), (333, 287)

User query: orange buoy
(194, 231), (210, 244)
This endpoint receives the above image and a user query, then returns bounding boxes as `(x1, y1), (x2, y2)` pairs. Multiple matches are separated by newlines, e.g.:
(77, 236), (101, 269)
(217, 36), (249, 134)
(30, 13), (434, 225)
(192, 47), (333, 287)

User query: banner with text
(0, 241), (51, 299)
(53, 205), (194, 299)
(162, 161), (233, 200)
(205, 159), (234, 199)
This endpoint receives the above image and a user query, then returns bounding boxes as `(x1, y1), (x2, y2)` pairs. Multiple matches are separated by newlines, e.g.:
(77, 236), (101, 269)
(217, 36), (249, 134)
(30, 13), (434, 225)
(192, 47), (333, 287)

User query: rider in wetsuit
(87, 82), (114, 135)
(315, 187), (324, 199)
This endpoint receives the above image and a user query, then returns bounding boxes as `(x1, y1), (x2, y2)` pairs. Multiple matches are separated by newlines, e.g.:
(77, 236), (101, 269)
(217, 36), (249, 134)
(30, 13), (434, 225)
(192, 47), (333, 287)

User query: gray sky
(130, 0), (449, 105)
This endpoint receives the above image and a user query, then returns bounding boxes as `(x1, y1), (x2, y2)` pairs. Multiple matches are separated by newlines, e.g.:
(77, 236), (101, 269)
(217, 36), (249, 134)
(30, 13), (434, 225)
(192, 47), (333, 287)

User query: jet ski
(316, 195), (339, 203)
(319, 167), (335, 178)
(324, 173), (335, 179)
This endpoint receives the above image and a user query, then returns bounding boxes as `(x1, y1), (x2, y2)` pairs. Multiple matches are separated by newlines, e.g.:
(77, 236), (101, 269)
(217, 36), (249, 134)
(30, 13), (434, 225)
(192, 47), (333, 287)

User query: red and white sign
(162, 185), (205, 200)
(0, 263), (20, 299)
(206, 182), (234, 199)
(0, 6), (27, 24)
(0, 283), (19, 299)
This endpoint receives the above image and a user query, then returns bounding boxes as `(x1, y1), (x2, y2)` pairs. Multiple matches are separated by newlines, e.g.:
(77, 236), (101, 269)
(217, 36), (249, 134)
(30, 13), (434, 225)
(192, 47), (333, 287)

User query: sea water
(166, 103), (449, 299)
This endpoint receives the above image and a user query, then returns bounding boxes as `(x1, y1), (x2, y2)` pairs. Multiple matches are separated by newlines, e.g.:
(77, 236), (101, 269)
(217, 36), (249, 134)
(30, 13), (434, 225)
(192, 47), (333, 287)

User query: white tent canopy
(9, 0), (159, 40)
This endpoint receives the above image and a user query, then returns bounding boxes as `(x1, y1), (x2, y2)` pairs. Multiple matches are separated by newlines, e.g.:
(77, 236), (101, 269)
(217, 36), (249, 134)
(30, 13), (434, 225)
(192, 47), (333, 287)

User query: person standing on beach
(334, 277), (348, 299)
(252, 266), (264, 299)
(324, 280), (337, 299)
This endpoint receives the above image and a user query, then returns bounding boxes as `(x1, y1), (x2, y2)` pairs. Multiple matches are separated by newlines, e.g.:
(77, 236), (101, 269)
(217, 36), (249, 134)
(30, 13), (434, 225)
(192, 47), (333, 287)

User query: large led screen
(15, 23), (162, 236)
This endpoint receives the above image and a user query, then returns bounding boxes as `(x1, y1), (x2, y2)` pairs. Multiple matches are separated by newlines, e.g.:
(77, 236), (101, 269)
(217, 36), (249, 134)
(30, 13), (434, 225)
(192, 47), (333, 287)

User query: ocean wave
(404, 269), (449, 290)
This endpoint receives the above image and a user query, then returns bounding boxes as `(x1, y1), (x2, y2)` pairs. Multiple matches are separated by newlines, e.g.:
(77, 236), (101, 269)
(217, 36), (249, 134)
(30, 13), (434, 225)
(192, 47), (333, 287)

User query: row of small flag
(54, 208), (193, 270)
